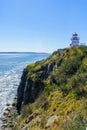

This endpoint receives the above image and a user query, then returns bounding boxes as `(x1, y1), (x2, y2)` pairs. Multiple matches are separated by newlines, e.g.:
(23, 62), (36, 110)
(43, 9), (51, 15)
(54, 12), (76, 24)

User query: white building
(70, 33), (79, 47)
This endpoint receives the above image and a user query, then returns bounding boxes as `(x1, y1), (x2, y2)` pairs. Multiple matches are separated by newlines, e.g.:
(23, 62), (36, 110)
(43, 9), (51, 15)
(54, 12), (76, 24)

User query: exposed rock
(16, 63), (55, 113)
(5, 107), (11, 112)
(47, 62), (55, 73)
(7, 114), (12, 118)
(12, 102), (16, 107)
(3, 112), (8, 116)
(2, 123), (8, 128)
(22, 124), (29, 130)
(1, 99), (17, 130)
(2, 118), (7, 123)
(9, 124), (14, 128)
(46, 115), (58, 127)
(6, 103), (10, 106)
(17, 69), (27, 114)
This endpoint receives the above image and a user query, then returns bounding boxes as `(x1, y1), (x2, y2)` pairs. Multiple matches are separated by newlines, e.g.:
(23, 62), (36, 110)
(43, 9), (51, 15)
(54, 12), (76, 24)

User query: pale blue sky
(0, 0), (87, 52)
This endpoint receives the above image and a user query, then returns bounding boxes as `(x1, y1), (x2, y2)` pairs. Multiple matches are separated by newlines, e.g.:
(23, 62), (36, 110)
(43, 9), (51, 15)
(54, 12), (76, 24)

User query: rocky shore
(1, 97), (17, 130)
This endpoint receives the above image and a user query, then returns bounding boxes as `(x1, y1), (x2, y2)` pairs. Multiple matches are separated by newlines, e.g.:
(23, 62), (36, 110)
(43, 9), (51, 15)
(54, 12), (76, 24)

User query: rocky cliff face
(15, 46), (87, 130)
(17, 57), (56, 113)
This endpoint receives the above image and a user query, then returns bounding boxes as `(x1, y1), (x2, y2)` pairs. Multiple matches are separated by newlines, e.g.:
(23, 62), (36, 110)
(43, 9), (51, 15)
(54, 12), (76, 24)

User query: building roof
(73, 33), (78, 36)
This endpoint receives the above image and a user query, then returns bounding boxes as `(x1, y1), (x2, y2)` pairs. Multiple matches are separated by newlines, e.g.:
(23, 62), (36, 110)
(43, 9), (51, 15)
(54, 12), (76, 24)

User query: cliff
(13, 46), (87, 130)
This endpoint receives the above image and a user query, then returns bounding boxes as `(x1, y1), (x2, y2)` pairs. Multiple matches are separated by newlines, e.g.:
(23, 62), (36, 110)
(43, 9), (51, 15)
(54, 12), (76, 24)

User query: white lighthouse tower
(70, 33), (80, 47)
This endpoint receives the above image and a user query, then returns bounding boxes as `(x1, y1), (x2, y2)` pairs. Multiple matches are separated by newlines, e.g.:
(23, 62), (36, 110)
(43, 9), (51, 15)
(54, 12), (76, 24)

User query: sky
(0, 0), (87, 52)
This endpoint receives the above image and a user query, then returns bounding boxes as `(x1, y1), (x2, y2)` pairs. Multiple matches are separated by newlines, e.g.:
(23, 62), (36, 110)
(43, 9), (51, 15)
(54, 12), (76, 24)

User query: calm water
(0, 52), (49, 125)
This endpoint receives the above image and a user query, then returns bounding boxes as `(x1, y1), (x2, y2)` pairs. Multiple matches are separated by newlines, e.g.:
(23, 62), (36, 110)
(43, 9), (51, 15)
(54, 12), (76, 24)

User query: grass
(13, 46), (87, 130)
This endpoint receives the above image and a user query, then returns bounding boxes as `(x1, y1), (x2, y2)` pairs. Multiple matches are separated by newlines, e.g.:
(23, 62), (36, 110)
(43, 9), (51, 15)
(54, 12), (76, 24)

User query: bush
(21, 104), (33, 118)
(62, 57), (81, 75)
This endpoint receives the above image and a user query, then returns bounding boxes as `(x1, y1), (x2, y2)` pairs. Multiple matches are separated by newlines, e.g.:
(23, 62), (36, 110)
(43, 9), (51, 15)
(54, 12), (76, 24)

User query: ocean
(0, 52), (49, 126)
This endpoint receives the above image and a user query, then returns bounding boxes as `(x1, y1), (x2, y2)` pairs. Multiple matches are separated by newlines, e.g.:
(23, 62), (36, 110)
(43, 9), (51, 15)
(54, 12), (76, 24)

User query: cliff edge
(13, 46), (87, 130)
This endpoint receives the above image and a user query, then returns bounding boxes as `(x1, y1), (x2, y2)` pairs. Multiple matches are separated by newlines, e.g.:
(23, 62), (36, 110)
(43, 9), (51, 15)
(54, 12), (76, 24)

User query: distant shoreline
(0, 52), (50, 54)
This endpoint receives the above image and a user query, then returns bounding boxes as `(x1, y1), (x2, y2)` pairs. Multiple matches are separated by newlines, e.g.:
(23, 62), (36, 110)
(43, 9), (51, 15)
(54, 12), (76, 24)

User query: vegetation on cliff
(13, 46), (87, 130)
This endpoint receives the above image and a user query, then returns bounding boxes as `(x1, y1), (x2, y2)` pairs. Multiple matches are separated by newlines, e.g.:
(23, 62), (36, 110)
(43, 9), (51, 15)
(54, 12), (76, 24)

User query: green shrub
(62, 57), (81, 75)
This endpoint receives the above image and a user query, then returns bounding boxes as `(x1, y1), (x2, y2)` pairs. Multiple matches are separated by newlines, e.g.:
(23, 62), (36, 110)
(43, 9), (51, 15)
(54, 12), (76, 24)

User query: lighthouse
(70, 33), (80, 47)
